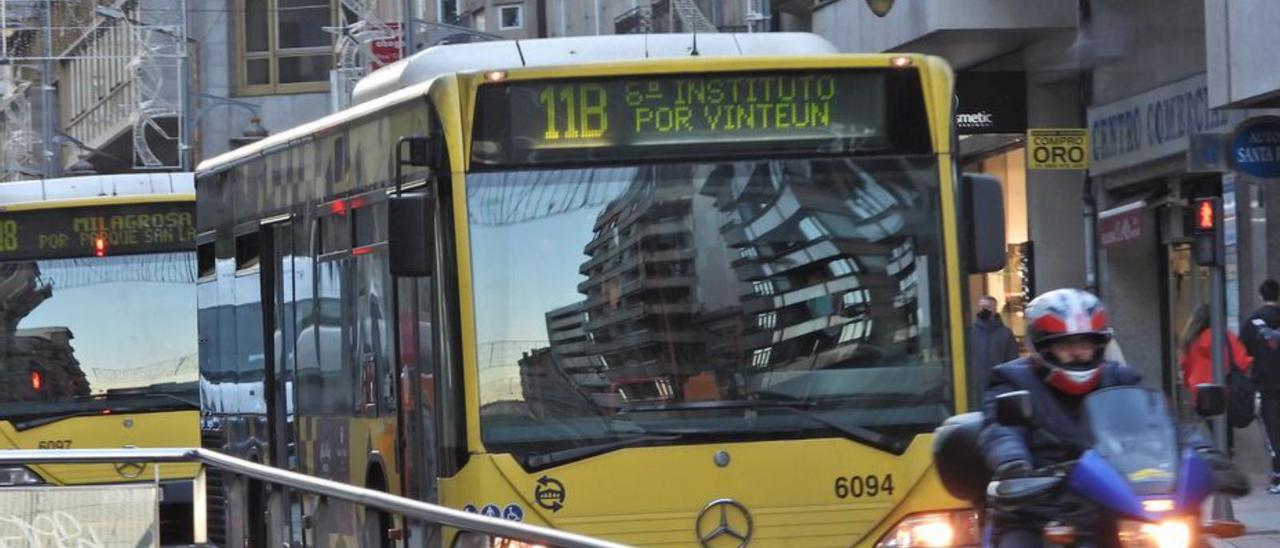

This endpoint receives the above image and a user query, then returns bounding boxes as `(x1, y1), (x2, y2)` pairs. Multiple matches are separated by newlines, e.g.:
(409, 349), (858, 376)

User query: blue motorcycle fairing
(1173, 447), (1214, 512)
(1065, 450), (1155, 522)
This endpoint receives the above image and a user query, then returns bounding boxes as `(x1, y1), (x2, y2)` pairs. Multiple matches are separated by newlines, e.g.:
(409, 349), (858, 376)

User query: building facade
(792, 0), (1279, 480)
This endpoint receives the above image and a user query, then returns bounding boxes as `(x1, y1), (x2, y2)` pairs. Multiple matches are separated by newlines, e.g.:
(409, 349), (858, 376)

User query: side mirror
(995, 390), (1033, 427)
(399, 135), (441, 168)
(388, 192), (435, 277)
(1195, 384), (1226, 417)
(961, 173), (1006, 273)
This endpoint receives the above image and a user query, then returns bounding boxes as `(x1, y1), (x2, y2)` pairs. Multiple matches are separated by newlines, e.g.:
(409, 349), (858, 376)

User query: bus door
(259, 218), (303, 546)
(391, 229), (439, 545)
(260, 219), (298, 469)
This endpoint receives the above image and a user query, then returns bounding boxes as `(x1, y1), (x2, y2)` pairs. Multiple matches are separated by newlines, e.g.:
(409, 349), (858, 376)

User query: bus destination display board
(473, 69), (929, 165)
(0, 201), (195, 261)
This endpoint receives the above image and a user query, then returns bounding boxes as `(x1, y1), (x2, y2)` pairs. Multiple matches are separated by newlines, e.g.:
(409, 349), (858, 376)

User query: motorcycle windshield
(1083, 386), (1179, 496)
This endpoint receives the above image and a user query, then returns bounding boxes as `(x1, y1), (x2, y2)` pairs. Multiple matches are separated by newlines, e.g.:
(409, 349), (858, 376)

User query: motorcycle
(932, 384), (1246, 547)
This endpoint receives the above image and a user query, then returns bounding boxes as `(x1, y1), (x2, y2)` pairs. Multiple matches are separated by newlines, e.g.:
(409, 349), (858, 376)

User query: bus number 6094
(834, 474), (894, 499)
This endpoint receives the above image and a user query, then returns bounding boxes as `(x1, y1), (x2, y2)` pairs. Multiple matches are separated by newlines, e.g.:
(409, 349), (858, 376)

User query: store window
(237, 0), (334, 95)
(499, 4), (524, 30)
(964, 147), (1031, 343)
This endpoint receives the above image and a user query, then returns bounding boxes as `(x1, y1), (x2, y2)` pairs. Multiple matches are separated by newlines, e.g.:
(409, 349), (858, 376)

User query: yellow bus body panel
(435, 53), (969, 546)
(0, 410), (200, 484)
(439, 436), (962, 546)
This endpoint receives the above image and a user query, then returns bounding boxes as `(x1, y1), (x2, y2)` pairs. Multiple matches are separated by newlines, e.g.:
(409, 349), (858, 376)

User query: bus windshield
(0, 252), (198, 425)
(468, 155), (951, 466)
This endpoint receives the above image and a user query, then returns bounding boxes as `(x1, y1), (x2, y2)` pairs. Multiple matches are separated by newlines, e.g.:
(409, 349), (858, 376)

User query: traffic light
(1192, 197), (1221, 266)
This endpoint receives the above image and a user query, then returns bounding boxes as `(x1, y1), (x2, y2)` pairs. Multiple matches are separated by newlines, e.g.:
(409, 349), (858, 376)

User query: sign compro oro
(1027, 128), (1089, 170)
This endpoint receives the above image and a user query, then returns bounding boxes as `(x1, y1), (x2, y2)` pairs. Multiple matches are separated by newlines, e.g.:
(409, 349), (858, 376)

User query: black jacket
(968, 315), (1020, 396)
(978, 358), (1143, 470)
(1241, 304), (1280, 392)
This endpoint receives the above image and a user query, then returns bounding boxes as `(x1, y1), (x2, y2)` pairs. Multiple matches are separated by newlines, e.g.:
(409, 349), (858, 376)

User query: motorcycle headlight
(875, 510), (981, 547)
(452, 532), (547, 548)
(1117, 518), (1193, 548)
(0, 466), (45, 487)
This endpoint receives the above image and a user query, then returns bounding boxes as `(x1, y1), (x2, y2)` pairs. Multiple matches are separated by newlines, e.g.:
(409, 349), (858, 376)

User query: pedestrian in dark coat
(1241, 279), (1280, 494)
(969, 295), (1020, 399)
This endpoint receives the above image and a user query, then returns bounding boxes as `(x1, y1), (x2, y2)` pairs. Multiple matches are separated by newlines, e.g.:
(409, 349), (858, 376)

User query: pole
(1209, 196), (1236, 521)
(559, 0), (567, 36)
(42, 0), (59, 177)
(179, 0), (192, 171)
(1083, 178), (1097, 292)
(401, 0), (415, 57)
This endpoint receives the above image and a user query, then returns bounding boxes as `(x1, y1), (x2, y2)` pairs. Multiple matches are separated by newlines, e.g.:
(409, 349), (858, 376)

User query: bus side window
(353, 202), (395, 416)
(234, 231), (266, 414)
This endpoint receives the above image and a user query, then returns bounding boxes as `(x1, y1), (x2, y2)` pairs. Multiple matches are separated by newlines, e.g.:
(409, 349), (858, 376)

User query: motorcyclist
(977, 288), (1243, 547)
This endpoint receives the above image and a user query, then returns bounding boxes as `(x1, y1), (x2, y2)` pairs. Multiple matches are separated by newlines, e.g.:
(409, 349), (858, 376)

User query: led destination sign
(473, 69), (931, 165)
(0, 201), (195, 261)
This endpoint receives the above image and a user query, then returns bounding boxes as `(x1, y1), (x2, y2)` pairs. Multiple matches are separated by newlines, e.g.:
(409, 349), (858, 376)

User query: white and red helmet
(1024, 288), (1113, 395)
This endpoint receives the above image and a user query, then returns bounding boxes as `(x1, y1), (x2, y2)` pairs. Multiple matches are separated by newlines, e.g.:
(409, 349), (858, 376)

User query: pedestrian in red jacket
(1179, 304), (1252, 456)
(1180, 305), (1253, 399)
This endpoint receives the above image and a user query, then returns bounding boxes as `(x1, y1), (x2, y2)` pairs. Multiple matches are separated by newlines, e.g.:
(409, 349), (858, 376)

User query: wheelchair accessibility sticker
(461, 503), (524, 522)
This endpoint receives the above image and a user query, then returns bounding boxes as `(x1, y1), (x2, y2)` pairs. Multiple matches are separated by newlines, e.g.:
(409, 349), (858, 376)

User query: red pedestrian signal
(30, 371), (42, 391)
(1196, 199), (1216, 232)
(1192, 198), (1221, 266)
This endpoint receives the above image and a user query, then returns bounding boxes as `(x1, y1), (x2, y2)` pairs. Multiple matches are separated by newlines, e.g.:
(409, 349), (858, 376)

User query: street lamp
(865, 0), (896, 17)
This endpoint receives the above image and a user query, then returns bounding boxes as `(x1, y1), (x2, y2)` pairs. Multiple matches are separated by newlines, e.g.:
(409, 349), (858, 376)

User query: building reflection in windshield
(0, 261), (91, 402)
(0, 253), (197, 411)
(509, 156), (937, 417)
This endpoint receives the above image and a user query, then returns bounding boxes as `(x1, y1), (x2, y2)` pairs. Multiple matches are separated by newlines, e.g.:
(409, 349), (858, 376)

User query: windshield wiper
(523, 434), (680, 469)
(12, 396), (200, 431)
(81, 391), (199, 409)
(619, 399), (905, 454)
(12, 410), (103, 431)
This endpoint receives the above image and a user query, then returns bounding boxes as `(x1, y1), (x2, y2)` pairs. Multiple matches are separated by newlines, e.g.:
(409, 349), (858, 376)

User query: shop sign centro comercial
(1087, 73), (1246, 176)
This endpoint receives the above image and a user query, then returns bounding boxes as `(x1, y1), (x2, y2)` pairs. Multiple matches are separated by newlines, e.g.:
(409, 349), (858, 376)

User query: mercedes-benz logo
(114, 461), (145, 479)
(695, 498), (753, 547)
(114, 445), (145, 479)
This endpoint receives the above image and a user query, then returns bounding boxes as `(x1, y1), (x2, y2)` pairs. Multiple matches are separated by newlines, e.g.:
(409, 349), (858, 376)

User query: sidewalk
(1210, 489), (1280, 547)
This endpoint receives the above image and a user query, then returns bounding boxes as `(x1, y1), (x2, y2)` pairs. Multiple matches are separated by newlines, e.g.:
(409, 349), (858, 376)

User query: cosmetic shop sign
(1231, 117), (1280, 180)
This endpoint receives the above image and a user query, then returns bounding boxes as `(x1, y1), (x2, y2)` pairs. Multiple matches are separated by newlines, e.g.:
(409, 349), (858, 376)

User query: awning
(1098, 200), (1146, 247)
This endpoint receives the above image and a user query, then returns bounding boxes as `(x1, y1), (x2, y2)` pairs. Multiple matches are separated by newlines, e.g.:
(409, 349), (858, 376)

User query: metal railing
(0, 448), (626, 548)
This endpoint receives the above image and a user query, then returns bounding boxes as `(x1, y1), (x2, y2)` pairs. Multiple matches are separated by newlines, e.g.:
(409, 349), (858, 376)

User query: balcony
(615, 0), (719, 34)
(58, 18), (180, 171)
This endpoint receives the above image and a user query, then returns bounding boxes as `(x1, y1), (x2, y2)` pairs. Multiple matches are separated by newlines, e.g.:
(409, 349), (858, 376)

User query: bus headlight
(0, 466), (45, 487)
(452, 532), (546, 548)
(1117, 518), (1193, 548)
(875, 510), (980, 547)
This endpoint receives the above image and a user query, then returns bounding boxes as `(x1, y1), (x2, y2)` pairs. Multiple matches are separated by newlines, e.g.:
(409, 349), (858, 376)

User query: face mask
(977, 309), (993, 320)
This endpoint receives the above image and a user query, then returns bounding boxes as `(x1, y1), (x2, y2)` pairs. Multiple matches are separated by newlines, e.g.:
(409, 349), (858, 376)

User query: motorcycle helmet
(1024, 288), (1113, 395)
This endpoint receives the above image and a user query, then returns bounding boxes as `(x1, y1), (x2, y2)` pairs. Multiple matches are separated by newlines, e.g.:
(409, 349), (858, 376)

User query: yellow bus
(0, 173), (201, 543)
(195, 33), (1006, 547)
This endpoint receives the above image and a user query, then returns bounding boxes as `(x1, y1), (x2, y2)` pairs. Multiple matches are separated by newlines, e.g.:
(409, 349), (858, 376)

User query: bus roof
(351, 33), (838, 105)
(0, 172), (194, 210)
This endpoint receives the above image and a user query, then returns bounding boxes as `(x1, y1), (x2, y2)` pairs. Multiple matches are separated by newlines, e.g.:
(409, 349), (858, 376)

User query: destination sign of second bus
(0, 202), (195, 260)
